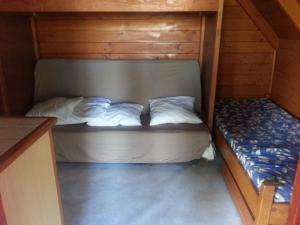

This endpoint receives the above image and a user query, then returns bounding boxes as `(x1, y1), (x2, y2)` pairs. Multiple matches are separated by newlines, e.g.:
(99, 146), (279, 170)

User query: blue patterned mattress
(215, 99), (300, 203)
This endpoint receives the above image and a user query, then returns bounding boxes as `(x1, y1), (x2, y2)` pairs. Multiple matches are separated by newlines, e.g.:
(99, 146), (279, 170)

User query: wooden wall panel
(216, 0), (275, 99)
(35, 13), (203, 60)
(0, 0), (218, 12)
(0, 15), (35, 116)
(271, 40), (300, 118)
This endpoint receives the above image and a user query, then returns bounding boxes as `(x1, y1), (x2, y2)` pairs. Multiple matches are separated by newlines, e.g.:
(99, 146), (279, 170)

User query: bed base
(214, 128), (289, 225)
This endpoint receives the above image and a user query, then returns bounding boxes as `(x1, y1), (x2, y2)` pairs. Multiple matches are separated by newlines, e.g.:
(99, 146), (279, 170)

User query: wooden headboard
(32, 13), (203, 60)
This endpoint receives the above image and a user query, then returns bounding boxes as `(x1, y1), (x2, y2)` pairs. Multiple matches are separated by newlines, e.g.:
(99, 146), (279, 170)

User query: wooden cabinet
(0, 118), (64, 225)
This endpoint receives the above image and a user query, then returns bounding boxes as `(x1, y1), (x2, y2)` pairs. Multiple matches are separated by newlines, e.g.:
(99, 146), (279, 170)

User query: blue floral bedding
(215, 99), (300, 203)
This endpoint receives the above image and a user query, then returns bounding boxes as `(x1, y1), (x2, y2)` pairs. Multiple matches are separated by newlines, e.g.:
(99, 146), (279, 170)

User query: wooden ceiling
(250, 0), (300, 40)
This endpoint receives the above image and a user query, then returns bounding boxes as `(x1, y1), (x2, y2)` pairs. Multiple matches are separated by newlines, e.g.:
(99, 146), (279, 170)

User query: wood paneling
(0, 0), (218, 12)
(35, 13), (203, 60)
(216, 0), (275, 99)
(271, 40), (300, 118)
(251, 0), (300, 40)
(0, 15), (35, 115)
(277, 0), (300, 31)
(235, 0), (279, 49)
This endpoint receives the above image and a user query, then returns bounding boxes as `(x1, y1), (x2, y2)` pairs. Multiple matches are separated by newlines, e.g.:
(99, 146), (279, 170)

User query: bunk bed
(214, 98), (300, 225)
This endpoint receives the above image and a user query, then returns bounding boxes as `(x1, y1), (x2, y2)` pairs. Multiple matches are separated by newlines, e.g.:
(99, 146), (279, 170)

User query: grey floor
(57, 160), (242, 225)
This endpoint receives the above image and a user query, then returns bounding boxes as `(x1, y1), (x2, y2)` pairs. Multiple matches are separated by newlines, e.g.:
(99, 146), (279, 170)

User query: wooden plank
(207, 0), (224, 130)
(219, 63), (273, 74)
(39, 42), (199, 54)
(287, 159), (300, 225)
(221, 41), (273, 53)
(277, 0), (300, 30)
(218, 74), (271, 86)
(219, 53), (273, 64)
(36, 13), (203, 59)
(222, 18), (258, 30)
(215, 128), (261, 216)
(221, 162), (254, 225)
(40, 53), (199, 60)
(222, 30), (266, 42)
(271, 40), (300, 119)
(217, 84), (271, 98)
(36, 17), (202, 32)
(0, 0), (219, 12)
(269, 203), (289, 225)
(254, 183), (276, 225)
(37, 30), (201, 43)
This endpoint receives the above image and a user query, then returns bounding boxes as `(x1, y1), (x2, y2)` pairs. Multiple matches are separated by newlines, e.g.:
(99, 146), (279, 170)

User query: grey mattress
(53, 116), (212, 163)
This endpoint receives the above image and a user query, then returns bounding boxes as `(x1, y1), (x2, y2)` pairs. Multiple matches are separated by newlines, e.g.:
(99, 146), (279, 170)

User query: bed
(215, 99), (300, 225)
(34, 59), (214, 163)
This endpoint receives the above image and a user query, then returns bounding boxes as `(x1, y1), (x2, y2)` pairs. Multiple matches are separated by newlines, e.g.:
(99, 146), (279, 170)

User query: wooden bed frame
(214, 127), (291, 225)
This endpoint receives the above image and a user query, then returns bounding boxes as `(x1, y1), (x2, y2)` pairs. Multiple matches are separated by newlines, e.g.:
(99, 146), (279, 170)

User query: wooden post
(287, 159), (300, 225)
(254, 182), (276, 225)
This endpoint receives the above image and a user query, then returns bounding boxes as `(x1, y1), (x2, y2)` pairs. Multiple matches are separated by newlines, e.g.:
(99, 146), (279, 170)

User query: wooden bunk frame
(214, 127), (294, 225)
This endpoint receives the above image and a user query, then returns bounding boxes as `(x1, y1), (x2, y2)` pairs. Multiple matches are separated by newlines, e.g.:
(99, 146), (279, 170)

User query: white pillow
(87, 103), (144, 127)
(149, 96), (202, 126)
(26, 97), (84, 125)
(73, 97), (111, 119)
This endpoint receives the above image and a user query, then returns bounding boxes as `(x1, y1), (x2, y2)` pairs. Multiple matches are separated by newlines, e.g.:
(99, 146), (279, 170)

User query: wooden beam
(207, 0), (224, 130)
(0, 0), (219, 12)
(287, 159), (300, 225)
(235, 0), (279, 49)
(277, 0), (300, 30)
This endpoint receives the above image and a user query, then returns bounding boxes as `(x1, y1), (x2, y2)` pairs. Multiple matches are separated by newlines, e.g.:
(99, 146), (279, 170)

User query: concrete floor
(57, 160), (242, 225)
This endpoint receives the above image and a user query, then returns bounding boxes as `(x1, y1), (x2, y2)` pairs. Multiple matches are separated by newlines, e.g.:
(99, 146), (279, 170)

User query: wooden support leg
(254, 182), (276, 225)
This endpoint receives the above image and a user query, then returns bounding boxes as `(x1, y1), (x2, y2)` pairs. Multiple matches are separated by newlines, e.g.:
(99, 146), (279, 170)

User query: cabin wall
(271, 40), (300, 118)
(33, 13), (203, 60)
(216, 0), (275, 99)
(0, 15), (35, 116)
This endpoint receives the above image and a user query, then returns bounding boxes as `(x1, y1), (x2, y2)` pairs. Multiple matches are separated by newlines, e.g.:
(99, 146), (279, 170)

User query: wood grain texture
(215, 128), (260, 216)
(271, 40), (300, 119)
(0, 0), (218, 12)
(254, 183), (275, 225)
(216, 0), (275, 99)
(277, 0), (300, 30)
(0, 15), (35, 116)
(221, 162), (254, 225)
(251, 0), (300, 40)
(287, 159), (300, 225)
(35, 13), (202, 60)
(235, 0), (279, 49)
(0, 132), (63, 225)
(0, 118), (56, 172)
(215, 127), (289, 225)
(207, 0), (224, 129)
